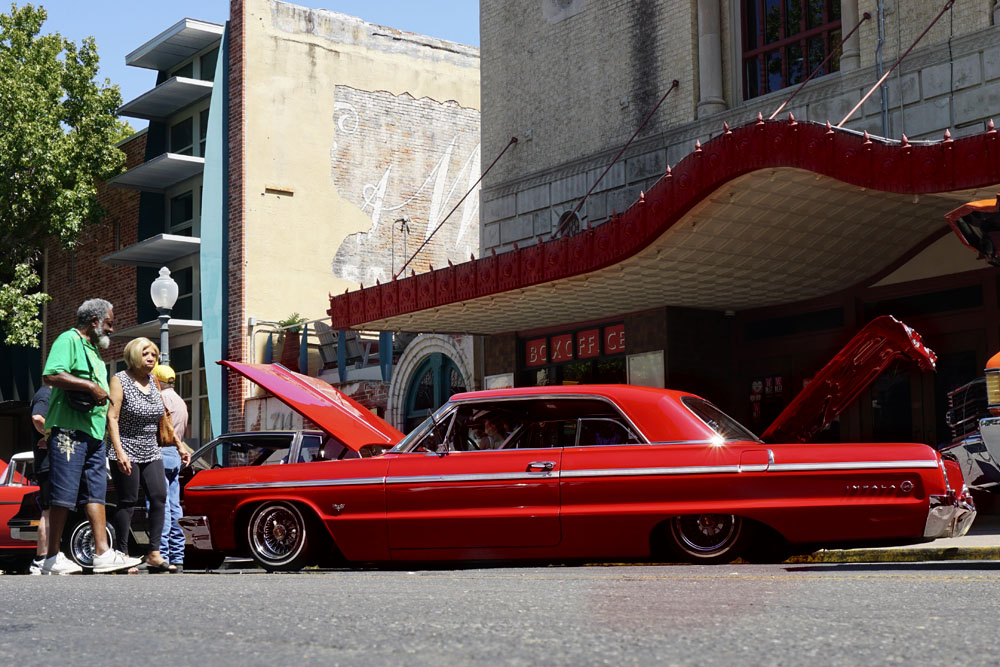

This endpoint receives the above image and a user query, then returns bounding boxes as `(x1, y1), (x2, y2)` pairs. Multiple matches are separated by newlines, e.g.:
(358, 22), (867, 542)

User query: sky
(33, 1), (480, 128)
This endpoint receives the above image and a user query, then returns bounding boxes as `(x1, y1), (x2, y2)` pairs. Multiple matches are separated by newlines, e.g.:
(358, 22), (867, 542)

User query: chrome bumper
(923, 493), (977, 539)
(10, 525), (38, 542)
(179, 515), (214, 551)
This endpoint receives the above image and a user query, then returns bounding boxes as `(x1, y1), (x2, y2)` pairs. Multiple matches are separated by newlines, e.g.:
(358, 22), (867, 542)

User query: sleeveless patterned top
(107, 370), (163, 463)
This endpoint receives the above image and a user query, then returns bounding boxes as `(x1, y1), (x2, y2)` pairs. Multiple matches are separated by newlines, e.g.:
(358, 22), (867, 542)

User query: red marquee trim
(329, 118), (1000, 330)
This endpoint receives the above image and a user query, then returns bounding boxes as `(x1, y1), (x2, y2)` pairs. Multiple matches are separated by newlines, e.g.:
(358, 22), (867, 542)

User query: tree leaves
(0, 3), (131, 347)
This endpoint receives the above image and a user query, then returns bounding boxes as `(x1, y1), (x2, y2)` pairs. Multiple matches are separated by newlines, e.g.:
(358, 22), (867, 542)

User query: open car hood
(220, 361), (404, 451)
(760, 316), (937, 444)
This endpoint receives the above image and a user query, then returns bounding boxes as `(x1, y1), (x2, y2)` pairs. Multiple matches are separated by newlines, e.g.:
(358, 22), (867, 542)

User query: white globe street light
(151, 266), (179, 365)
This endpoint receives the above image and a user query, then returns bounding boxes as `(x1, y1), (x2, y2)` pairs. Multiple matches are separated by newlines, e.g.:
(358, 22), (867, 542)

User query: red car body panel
(0, 455), (38, 553)
(220, 361), (403, 449)
(183, 381), (970, 565)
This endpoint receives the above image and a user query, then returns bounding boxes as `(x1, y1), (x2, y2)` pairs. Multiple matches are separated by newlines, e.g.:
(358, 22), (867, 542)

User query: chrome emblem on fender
(331, 503), (346, 515)
(844, 482), (911, 495)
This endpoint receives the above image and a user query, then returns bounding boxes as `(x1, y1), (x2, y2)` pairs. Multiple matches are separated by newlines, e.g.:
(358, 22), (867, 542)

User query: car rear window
(680, 397), (760, 443)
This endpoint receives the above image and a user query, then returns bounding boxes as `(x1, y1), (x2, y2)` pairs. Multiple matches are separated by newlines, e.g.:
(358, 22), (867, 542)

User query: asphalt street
(3, 562), (999, 665)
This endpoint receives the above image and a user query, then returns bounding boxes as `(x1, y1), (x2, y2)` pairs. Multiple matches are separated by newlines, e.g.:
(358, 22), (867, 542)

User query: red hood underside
(760, 315), (937, 444)
(220, 361), (404, 450)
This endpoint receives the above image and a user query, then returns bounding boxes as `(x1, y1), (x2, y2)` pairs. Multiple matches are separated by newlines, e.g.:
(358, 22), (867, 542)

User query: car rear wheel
(669, 514), (745, 564)
(64, 521), (116, 569)
(247, 502), (311, 572)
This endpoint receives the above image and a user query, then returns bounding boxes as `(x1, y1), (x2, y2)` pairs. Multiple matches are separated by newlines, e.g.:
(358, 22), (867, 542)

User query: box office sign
(525, 324), (626, 367)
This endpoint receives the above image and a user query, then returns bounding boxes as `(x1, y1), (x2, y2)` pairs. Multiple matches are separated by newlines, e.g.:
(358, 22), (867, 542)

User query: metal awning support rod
(837, 0), (954, 128)
(769, 12), (871, 121)
(393, 136), (518, 280)
(551, 79), (679, 240)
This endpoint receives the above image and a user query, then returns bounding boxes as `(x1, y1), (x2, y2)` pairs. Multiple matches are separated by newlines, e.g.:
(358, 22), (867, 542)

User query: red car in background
(0, 452), (38, 573)
(180, 317), (975, 571)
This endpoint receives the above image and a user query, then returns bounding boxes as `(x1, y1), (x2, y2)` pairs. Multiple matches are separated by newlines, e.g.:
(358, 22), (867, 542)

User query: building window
(170, 191), (194, 235)
(170, 117), (194, 155)
(200, 47), (219, 82)
(199, 109), (210, 156)
(742, 0), (841, 100)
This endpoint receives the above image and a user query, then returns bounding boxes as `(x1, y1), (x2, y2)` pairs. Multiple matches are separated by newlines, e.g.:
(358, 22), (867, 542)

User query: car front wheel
(64, 521), (116, 568)
(669, 514), (745, 564)
(247, 502), (311, 571)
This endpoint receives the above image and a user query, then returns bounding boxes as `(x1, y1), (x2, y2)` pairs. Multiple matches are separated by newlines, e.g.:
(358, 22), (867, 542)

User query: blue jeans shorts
(47, 428), (107, 510)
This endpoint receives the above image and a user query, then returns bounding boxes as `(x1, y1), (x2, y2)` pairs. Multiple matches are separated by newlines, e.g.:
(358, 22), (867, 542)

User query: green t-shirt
(42, 328), (110, 440)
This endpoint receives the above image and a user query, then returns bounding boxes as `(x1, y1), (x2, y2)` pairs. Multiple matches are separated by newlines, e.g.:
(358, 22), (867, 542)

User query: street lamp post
(150, 266), (179, 365)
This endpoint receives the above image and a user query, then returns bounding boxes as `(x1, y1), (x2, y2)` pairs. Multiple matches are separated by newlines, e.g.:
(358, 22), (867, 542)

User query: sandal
(145, 557), (170, 574)
(166, 564), (178, 573)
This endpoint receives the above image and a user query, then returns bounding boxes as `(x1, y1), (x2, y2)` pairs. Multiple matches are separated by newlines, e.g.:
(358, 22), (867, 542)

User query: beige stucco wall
(241, 0), (480, 348)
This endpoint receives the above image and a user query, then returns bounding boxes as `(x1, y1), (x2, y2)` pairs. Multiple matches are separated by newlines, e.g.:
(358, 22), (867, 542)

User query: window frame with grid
(741, 0), (842, 100)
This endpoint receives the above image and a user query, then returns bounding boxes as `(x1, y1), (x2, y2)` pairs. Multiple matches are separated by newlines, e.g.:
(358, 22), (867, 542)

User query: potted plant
(277, 313), (308, 372)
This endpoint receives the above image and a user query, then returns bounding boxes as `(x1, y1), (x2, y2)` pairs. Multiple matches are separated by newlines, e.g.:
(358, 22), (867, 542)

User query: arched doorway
(403, 353), (467, 432)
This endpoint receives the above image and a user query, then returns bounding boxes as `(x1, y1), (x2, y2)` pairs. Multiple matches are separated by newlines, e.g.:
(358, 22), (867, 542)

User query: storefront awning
(106, 153), (204, 192)
(112, 319), (202, 340)
(329, 119), (1000, 335)
(102, 234), (200, 267)
(126, 18), (223, 71)
(118, 77), (213, 121)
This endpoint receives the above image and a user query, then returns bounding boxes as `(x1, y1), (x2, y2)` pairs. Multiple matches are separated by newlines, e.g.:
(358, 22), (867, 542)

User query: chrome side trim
(387, 471), (557, 484)
(0, 500), (22, 505)
(562, 465), (742, 478)
(189, 476), (386, 491)
(187, 459), (942, 491)
(768, 460), (939, 472)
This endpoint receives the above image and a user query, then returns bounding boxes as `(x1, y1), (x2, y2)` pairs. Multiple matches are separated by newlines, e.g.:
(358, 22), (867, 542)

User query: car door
(386, 405), (562, 550)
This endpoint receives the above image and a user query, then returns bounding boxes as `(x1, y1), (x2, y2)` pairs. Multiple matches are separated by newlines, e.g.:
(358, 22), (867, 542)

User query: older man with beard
(40, 299), (141, 575)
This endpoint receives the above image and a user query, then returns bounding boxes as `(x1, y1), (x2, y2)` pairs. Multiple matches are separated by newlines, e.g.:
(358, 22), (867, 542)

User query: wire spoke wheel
(669, 514), (744, 564)
(247, 502), (310, 571)
(66, 521), (116, 568)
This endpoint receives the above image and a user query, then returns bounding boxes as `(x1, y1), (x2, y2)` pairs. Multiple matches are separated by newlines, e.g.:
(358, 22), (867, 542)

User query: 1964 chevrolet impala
(180, 317), (975, 570)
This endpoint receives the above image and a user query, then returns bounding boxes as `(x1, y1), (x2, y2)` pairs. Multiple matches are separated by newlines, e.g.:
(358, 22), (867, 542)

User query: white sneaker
(42, 553), (83, 576)
(92, 549), (142, 574)
(29, 556), (44, 575)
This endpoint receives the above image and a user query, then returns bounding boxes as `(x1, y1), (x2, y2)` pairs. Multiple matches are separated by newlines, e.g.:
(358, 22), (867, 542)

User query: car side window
(511, 420), (577, 449)
(577, 418), (641, 447)
(194, 439), (293, 468)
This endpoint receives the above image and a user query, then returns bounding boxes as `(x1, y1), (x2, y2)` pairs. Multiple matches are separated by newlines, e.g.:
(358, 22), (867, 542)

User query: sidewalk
(796, 513), (1000, 564)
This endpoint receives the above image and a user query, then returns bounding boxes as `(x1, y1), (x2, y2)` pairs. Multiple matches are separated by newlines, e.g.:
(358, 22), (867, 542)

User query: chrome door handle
(527, 461), (556, 472)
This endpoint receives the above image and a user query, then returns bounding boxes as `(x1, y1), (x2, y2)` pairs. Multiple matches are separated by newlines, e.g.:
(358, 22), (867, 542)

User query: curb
(787, 546), (1000, 564)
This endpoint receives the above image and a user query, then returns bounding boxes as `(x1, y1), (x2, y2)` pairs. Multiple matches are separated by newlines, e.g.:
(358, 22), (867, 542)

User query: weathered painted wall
(242, 0), (480, 337)
(330, 86), (481, 285)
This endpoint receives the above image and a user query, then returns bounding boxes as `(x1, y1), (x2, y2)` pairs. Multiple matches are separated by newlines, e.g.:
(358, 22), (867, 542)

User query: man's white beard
(92, 325), (111, 349)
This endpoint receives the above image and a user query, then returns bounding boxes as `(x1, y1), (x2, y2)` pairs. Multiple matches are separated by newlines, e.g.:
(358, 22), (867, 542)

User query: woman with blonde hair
(106, 337), (169, 572)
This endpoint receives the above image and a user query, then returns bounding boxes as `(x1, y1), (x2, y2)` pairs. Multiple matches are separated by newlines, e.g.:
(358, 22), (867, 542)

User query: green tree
(0, 3), (132, 347)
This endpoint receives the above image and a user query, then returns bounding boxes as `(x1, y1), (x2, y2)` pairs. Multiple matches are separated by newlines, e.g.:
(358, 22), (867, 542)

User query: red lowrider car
(181, 317), (974, 570)
(0, 452), (39, 572)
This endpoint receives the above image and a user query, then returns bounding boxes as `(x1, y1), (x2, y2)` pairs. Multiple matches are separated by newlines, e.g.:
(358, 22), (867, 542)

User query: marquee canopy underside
(358, 170), (995, 334)
(329, 120), (1000, 335)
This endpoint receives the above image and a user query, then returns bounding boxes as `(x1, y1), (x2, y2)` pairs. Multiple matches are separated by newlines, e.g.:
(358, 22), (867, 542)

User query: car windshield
(680, 397), (761, 443)
(389, 409), (448, 453)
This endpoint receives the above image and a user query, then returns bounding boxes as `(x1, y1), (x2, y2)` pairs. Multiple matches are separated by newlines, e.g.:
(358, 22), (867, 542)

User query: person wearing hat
(151, 363), (191, 572)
